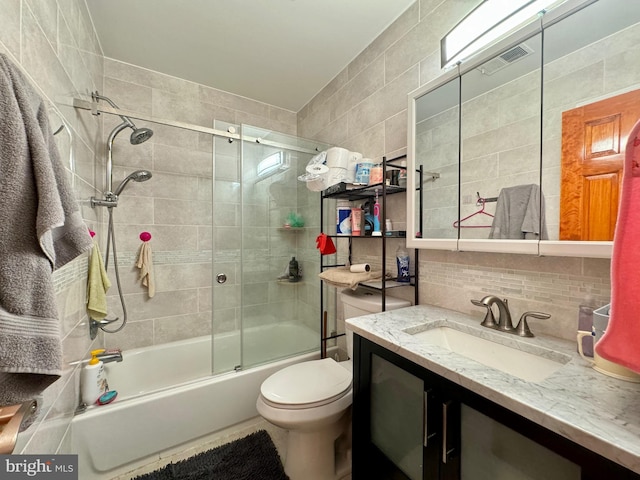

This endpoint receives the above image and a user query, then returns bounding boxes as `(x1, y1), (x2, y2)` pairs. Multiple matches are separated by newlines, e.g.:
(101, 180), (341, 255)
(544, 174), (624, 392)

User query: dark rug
(133, 430), (289, 480)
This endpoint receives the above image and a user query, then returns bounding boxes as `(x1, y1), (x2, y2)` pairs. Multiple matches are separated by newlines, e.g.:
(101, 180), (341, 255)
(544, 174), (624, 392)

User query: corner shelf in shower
(319, 154), (421, 359)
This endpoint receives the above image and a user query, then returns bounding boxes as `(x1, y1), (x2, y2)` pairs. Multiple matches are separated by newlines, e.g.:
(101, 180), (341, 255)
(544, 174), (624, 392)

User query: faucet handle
(471, 299), (498, 329)
(515, 311), (551, 337)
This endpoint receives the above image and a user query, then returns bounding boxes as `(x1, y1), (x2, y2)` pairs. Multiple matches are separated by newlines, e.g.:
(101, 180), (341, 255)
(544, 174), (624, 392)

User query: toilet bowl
(256, 288), (411, 480)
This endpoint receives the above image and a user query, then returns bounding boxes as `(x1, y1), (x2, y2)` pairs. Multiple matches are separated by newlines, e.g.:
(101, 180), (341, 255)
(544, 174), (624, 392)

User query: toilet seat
(260, 358), (352, 410)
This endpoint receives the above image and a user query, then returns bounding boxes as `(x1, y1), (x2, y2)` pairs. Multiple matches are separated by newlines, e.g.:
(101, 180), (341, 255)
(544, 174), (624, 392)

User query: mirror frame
(407, 0), (614, 258)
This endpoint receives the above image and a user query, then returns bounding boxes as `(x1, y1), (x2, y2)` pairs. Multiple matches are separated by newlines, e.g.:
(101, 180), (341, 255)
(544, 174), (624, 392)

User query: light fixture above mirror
(441, 0), (567, 69)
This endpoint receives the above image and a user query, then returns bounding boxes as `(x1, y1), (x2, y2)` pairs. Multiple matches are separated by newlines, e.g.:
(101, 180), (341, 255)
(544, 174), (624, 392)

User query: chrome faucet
(479, 296), (514, 332)
(471, 296), (551, 337)
(96, 349), (123, 363)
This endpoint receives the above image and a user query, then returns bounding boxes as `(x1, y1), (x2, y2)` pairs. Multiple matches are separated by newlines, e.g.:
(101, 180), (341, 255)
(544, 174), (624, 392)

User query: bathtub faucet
(96, 349), (123, 363)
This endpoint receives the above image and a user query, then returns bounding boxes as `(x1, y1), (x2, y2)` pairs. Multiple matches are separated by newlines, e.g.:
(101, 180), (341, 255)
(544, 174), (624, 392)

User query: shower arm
(105, 122), (130, 196)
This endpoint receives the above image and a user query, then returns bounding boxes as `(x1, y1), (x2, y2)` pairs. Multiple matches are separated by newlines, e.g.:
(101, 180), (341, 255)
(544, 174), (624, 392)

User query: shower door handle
(216, 273), (227, 284)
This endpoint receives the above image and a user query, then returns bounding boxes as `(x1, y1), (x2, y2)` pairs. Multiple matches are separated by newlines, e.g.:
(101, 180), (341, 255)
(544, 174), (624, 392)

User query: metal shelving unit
(318, 154), (422, 357)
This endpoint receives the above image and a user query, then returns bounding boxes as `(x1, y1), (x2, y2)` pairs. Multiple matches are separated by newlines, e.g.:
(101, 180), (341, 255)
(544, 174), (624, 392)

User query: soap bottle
(289, 257), (299, 283)
(81, 349), (109, 405)
(396, 245), (411, 283)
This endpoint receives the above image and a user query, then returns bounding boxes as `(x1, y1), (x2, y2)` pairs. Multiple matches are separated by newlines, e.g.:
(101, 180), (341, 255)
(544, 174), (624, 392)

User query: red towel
(595, 117), (640, 373)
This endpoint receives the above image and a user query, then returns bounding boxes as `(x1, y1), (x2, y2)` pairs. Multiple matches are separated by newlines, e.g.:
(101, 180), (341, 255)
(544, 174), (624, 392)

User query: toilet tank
(340, 288), (411, 318)
(340, 288), (411, 360)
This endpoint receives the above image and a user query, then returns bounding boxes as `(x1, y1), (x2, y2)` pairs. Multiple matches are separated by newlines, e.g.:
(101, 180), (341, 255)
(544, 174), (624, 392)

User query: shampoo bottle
(81, 349), (109, 405)
(396, 245), (411, 283)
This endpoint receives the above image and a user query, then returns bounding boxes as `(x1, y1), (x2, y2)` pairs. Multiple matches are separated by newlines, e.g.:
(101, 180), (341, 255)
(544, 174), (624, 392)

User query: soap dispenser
(81, 349), (109, 405)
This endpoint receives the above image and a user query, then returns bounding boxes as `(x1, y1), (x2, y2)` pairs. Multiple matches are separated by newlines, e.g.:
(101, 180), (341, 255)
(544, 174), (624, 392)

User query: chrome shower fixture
(89, 92), (154, 206)
(113, 170), (153, 197)
(92, 92), (154, 146)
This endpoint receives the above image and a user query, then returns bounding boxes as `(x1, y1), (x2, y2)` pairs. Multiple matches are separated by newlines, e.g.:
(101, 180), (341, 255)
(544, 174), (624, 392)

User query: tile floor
(114, 416), (351, 480)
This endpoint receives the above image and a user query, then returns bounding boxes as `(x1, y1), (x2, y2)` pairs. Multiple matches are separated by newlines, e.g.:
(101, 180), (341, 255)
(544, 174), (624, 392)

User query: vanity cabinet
(352, 334), (640, 480)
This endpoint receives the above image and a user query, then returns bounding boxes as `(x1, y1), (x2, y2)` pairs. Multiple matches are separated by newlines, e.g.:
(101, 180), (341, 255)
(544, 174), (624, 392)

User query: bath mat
(133, 430), (289, 480)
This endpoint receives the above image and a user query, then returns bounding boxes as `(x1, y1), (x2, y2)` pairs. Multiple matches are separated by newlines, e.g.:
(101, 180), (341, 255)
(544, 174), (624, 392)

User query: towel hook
(139, 232), (152, 242)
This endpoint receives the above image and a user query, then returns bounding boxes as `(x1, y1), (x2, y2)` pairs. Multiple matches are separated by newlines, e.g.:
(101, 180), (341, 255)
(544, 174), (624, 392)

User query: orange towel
(596, 118), (640, 373)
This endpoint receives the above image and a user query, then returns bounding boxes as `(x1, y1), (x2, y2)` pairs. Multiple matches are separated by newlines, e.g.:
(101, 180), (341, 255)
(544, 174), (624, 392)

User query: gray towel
(489, 184), (548, 240)
(0, 54), (93, 407)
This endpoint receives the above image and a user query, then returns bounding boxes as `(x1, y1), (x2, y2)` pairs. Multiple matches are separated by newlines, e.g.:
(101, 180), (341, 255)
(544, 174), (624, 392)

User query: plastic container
(289, 257), (299, 283)
(351, 208), (363, 236)
(336, 200), (351, 235)
(368, 163), (383, 185)
(396, 245), (410, 283)
(81, 349), (109, 405)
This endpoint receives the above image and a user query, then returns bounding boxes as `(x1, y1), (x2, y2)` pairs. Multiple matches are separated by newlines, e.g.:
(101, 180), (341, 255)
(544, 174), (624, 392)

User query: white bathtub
(71, 323), (320, 479)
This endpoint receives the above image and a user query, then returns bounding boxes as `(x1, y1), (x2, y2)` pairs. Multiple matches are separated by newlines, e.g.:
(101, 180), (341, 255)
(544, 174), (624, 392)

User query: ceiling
(85, 0), (416, 112)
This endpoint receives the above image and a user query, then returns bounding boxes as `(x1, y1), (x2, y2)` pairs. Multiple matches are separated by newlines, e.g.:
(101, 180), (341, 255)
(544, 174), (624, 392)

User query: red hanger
(453, 198), (494, 228)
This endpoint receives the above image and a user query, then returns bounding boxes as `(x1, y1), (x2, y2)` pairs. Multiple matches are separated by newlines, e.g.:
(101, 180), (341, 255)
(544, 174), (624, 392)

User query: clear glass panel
(460, 32), (543, 240)
(212, 119), (242, 374)
(542, 0), (640, 241)
(239, 124), (328, 369)
(414, 77), (461, 239)
(370, 354), (423, 480)
(461, 405), (580, 479)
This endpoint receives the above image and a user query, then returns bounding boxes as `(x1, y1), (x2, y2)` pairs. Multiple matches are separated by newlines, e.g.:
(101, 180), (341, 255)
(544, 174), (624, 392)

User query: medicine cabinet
(407, 0), (640, 258)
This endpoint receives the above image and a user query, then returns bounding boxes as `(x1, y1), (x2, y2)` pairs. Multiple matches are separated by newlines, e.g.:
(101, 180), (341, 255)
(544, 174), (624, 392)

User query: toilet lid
(261, 358), (352, 407)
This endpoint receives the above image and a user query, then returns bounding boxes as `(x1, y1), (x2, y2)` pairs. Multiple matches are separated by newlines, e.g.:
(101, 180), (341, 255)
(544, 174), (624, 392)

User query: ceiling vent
(476, 43), (534, 76)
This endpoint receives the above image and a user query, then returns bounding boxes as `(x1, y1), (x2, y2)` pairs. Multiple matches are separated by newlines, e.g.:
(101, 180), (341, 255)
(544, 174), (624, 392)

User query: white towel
(136, 242), (155, 298)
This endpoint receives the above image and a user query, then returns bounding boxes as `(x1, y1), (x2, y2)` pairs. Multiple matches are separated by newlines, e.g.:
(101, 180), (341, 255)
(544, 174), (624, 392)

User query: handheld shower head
(113, 170), (153, 197)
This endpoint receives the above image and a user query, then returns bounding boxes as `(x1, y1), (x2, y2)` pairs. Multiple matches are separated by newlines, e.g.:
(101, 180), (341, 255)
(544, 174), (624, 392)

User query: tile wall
(297, 0), (613, 342)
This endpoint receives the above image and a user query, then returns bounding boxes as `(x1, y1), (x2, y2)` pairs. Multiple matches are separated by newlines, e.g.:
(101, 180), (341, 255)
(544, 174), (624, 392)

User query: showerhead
(130, 127), (153, 145)
(113, 170), (153, 197)
(93, 92), (154, 145)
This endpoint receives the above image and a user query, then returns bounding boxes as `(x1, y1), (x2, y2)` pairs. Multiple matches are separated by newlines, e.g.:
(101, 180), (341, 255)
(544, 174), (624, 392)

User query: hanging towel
(489, 184), (548, 240)
(595, 118), (640, 373)
(0, 54), (93, 407)
(86, 242), (111, 319)
(136, 242), (156, 298)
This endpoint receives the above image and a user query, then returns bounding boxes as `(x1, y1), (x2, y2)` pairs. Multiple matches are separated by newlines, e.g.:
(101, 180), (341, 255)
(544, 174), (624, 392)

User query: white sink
(411, 326), (569, 383)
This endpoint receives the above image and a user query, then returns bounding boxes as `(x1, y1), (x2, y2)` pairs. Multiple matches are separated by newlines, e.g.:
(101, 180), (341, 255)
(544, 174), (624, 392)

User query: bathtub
(71, 323), (320, 479)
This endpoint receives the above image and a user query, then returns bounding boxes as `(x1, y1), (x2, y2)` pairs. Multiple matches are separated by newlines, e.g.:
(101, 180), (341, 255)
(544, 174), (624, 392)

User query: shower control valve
(216, 273), (227, 284)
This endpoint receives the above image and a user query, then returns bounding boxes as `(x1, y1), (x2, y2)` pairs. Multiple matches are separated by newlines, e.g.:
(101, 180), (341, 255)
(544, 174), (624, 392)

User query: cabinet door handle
(442, 400), (456, 463)
(423, 389), (436, 447)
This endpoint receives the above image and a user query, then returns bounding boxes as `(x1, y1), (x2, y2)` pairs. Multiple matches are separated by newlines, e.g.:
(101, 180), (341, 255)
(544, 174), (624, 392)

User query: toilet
(256, 288), (411, 480)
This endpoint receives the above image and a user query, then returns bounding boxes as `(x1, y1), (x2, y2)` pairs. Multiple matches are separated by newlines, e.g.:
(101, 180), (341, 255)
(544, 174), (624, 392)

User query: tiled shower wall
(100, 61), (316, 356)
(297, 0), (613, 343)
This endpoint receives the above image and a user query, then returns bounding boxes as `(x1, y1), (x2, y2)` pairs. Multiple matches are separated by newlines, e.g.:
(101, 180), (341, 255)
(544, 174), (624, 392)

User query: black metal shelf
(322, 182), (406, 200)
(319, 154), (419, 359)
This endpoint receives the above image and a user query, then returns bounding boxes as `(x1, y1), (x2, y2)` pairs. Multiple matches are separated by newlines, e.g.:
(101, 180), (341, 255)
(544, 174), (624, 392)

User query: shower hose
(99, 207), (128, 333)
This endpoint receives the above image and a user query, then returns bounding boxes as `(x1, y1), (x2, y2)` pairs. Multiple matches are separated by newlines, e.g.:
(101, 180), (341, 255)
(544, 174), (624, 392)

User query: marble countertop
(346, 304), (640, 474)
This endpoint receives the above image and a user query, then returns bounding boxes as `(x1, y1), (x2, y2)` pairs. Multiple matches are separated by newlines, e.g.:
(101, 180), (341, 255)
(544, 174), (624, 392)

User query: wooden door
(560, 89), (640, 240)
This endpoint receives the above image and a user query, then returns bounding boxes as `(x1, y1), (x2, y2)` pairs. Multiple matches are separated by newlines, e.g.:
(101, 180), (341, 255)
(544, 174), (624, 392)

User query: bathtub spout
(97, 349), (123, 363)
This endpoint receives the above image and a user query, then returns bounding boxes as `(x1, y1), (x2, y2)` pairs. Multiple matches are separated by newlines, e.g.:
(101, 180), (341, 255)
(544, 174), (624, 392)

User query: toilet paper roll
(346, 152), (362, 183)
(350, 263), (371, 273)
(327, 166), (348, 186)
(326, 147), (350, 169)
(306, 163), (330, 175)
(306, 175), (328, 192)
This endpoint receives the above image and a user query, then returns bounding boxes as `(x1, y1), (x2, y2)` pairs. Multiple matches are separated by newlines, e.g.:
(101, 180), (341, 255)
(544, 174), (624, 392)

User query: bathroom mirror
(408, 70), (460, 251)
(408, 0), (640, 257)
(457, 31), (542, 255)
(539, 0), (640, 256)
